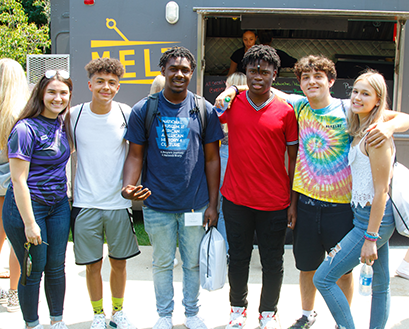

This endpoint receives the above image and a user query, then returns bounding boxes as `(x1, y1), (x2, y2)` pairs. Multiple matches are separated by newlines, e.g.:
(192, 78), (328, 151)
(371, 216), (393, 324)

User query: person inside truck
(220, 45), (298, 329)
(227, 30), (257, 76)
(122, 46), (223, 329)
(70, 58), (140, 329)
(215, 54), (409, 329)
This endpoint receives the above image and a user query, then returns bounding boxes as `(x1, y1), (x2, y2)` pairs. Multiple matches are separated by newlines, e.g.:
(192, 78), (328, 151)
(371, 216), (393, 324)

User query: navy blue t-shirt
(126, 91), (223, 213)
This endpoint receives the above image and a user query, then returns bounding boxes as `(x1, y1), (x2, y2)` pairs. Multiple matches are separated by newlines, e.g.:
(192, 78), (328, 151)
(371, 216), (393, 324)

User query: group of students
(0, 42), (408, 329)
(216, 45), (409, 329)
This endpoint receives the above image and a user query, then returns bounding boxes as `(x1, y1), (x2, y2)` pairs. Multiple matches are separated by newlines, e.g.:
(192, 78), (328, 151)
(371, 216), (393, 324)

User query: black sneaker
(288, 312), (317, 329)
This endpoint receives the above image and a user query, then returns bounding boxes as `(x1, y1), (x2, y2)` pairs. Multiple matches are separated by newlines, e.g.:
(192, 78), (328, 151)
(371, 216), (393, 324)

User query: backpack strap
(145, 93), (159, 140)
(142, 93), (160, 181)
(194, 94), (207, 143)
(118, 104), (128, 129)
(73, 103), (84, 150)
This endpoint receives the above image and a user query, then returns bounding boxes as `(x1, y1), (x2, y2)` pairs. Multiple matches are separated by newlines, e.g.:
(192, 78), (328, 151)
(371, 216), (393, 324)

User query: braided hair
(242, 45), (281, 71)
(159, 46), (197, 71)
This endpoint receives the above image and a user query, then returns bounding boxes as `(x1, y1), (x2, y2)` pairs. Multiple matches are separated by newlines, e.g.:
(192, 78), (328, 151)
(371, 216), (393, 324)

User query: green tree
(0, 0), (50, 68)
(21, 0), (50, 26)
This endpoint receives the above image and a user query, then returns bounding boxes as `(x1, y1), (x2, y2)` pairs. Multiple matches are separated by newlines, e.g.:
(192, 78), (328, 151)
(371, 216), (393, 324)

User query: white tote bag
(391, 162), (409, 237)
(199, 226), (227, 291)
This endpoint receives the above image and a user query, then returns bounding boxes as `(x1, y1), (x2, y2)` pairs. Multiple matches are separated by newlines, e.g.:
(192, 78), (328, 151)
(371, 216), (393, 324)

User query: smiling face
(41, 80), (70, 119)
(243, 31), (257, 52)
(350, 79), (380, 119)
(246, 60), (277, 103)
(88, 72), (120, 105)
(299, 69), (334, 107)
(161, 56), (193, 100)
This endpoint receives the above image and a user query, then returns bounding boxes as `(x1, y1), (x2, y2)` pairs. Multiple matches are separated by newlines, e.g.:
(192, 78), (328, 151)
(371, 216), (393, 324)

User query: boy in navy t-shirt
(122, 47), (223, 329)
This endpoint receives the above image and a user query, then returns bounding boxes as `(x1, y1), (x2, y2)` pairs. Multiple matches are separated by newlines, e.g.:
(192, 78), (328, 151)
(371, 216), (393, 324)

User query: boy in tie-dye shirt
(282, 56), (409, 329)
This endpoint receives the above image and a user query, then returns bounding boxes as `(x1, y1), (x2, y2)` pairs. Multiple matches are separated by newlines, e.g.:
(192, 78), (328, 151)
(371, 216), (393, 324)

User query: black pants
(223, 197), (288, 313)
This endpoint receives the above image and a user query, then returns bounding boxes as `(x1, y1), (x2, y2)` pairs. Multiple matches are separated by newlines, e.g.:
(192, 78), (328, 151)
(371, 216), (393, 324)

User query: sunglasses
(21, 242), (32, 286)
(21, 241), (49, 286)
(45, 70), (70, 80)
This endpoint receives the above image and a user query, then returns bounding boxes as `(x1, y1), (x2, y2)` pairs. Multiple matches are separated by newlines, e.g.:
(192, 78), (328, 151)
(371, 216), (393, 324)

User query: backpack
(144, 92), (207, 142)
(142, 92), (207, 180)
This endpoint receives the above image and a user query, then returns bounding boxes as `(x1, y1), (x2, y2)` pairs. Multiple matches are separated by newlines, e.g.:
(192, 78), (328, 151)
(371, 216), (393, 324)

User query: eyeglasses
(45, 70), (70, 80)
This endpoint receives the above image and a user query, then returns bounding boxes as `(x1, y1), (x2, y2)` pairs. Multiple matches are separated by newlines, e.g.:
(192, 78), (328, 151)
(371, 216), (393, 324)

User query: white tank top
(348, 136), (395, 208)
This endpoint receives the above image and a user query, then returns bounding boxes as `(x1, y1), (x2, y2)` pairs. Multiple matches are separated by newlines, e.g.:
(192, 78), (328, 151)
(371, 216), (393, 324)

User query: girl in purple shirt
(2, 70), (73, 329)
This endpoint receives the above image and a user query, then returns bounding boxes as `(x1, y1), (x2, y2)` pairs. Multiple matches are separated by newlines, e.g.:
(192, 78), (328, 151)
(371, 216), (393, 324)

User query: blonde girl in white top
(313, 70), (396, 329)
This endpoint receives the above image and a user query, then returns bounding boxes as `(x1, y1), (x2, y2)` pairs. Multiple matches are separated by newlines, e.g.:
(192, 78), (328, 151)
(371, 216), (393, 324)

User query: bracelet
(230, 85), (239, 96)
(364, 231), (380, 242)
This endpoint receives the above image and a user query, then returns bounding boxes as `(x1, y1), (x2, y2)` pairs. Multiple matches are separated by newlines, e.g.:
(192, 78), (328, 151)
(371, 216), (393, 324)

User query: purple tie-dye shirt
(8, 115), (70, 206)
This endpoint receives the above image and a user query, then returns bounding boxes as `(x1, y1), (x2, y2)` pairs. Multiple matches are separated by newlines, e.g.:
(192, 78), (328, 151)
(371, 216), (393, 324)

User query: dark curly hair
(294, 55), (337, 82)
(242, 45), (281, 71)
(85, 58), (124, 79)
(159, 46), (196, 71)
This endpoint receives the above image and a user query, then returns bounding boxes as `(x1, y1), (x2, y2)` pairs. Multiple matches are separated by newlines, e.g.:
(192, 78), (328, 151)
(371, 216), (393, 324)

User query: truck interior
(200, 11), (398, 104)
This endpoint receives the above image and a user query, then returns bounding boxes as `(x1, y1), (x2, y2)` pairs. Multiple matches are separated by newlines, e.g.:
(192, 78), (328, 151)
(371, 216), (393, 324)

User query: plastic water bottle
(359, 264), (373, 296)
(215, 96), (231, 116)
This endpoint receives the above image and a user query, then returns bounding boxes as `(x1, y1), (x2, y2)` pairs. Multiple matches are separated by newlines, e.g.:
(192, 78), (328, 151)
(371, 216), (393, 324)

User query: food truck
(50, 0), (409, 163)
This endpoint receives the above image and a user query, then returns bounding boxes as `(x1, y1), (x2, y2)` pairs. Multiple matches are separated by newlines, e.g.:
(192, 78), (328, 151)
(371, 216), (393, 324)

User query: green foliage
(21, 0), (50, 26)
(0, 0), (50, 68)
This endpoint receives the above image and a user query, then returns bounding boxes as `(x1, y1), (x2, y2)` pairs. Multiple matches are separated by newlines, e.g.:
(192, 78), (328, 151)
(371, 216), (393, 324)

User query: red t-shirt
(220, 92), (298, 211)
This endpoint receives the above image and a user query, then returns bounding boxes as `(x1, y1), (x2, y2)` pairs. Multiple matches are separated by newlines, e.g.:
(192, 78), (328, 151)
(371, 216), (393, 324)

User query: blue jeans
(143, 205), (206, 317)
(217, 144), (229, 251)
(2, 187), (71, 327)
(314, 199), (395, 329)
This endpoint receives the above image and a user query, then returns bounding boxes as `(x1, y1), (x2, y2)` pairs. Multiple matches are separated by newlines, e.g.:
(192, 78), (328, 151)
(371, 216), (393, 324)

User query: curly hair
(159, 46), (196, 71)
(242, 45), (281, 71)
(294, 55), (336, 82)
(85, 58), (124, 79)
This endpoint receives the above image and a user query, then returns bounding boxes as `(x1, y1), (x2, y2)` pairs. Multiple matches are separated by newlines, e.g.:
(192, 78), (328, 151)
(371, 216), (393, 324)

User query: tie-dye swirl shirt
(286, 95), (352, 203)
(8, 115), (70, 206)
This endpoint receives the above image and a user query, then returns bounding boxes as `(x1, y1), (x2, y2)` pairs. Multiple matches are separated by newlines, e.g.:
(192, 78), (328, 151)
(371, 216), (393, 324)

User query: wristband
(364, 231), (380, 242)
(230, 85), (239, 96)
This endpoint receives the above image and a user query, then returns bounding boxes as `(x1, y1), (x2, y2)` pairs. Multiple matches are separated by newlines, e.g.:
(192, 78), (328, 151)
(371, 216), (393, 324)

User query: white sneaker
(7, 289), (19, 312)
(109, 310), (136, 329)
(0, 287), (8, 304)
(259, 311), (280, 329)
(226, 307), (247, 329)
(153, 317), (173, 329)
(396, 259), (409, 280)
(50, 322), (68, 329)
(184, 315), (207, 329)
(91, 314), (107, 329)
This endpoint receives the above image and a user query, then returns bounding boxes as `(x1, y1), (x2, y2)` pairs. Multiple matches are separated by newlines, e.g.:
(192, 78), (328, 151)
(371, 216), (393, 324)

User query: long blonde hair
(347, 70), (388, 138)
(0, 59), (30, 151)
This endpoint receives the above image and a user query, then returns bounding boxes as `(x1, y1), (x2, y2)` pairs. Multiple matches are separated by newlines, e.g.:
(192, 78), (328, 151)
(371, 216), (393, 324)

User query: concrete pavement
(1, 242), (409, 329)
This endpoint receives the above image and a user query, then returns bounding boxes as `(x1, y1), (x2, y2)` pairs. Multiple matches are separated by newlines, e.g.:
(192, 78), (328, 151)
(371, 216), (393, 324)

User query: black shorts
(293, 194), (354, 271)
